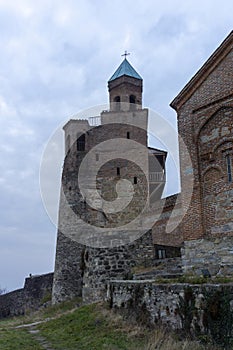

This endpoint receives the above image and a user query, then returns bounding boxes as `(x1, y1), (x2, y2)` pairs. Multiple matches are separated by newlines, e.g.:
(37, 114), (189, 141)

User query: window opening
(129, 95), (136, 103)
(226, 154), (232, 182)
(77, 134), (85, 151)
(114, 96), (121, 111)
(157, 249), (166, 259)
(130, 95), (136, 110)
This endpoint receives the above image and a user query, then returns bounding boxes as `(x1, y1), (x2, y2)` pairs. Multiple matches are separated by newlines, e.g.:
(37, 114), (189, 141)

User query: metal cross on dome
(121, 50), (130, 59)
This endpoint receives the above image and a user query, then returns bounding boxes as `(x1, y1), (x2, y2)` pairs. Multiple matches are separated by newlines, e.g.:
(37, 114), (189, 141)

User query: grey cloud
(0, 0), (232, 290)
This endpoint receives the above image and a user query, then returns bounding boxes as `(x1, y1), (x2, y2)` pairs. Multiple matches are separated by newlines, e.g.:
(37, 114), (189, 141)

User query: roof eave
(170, 30), (233, 111)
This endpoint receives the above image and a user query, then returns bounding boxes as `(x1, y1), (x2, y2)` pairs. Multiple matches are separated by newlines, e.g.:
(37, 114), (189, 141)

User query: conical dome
(109, 58), (142, 82)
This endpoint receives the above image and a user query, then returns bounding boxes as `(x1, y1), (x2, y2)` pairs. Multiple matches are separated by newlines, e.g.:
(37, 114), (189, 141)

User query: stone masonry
(0, 273), (53, 318)
(108, 280), (233, 333)
(52, 58), (167, 303)
(52, 31), (233, 303)
(1, 32), (232, 320)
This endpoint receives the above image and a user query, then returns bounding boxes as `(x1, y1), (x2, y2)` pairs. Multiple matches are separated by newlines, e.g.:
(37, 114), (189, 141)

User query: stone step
(133, 273), (183, 281)
(133, 270), (183, 280)
(133, 257), (183, 281)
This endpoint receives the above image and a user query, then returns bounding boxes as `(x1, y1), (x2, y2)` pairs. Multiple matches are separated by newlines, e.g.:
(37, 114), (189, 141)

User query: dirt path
(11, 307), (79, 350)
(7, 303), (85, 349)
(28, 326), (55, 350)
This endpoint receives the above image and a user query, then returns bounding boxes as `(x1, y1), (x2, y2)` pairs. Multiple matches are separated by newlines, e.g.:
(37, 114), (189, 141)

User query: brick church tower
(52, 57), (167, 303)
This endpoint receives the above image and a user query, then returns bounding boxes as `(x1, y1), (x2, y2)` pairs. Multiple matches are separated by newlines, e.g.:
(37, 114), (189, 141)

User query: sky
(0, 0), (232, 291)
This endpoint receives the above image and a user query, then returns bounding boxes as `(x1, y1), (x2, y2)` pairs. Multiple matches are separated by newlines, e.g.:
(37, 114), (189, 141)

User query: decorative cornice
(170, 31), (233, 111)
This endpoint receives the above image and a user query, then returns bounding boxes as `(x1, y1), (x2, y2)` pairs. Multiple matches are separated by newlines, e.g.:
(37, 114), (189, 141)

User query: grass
(0, 298), (224, 350)
(38, 303), (146, 350)
(148, 275), (233, 285)
(0, 328), (43, 350)
(38, 302), (221, 350)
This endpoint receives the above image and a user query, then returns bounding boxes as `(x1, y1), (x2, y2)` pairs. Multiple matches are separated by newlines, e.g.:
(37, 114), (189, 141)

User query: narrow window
(96, 154), (99, 161)
(130, 95), (136, 110)
(158, 249), (166, 259)
(134, 176), (137, 184)
(226, 154), (232, 182)
(114, 96), (121, 111)
(127, 131), (130, 139)
(85, 250), (89, 262)
(129, 95), (136, 104)
(77, 134), (85, 151)
(117, 167), (120, 176)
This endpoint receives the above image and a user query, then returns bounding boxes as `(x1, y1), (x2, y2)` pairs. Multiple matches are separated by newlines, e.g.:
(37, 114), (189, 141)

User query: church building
(52, 31), (233, 304)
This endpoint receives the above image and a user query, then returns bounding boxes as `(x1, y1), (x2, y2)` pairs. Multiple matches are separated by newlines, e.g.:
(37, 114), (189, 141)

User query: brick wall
(173, 38), (233, 241)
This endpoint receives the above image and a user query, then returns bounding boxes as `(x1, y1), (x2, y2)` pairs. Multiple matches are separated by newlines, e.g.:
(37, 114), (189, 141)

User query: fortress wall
(0, 272), (53, 318)
(182, 236), (233, 276)
(0, 289), (25, 318)
(82, 230), (155, 303)
(108, 280), (233, 335)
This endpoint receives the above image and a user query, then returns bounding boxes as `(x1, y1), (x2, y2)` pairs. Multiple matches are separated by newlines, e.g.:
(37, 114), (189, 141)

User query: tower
(108, 56), (143, 111)
(52, 57), (167, 303)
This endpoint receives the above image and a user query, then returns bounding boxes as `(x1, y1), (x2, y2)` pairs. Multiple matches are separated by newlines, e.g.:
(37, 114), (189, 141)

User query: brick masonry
(52, 31), (232, 303)
(52, 61), (168, 304)
(171, 31), (233, 272)
(1, 32), (233, 318)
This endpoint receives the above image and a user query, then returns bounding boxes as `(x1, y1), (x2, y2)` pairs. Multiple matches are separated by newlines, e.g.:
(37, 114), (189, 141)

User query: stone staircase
(133, 257), (183, 280)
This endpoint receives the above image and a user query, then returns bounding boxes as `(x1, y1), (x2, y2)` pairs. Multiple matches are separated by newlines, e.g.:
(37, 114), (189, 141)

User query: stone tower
(108, 57), (143, 110)
(52, 57), (167, 303)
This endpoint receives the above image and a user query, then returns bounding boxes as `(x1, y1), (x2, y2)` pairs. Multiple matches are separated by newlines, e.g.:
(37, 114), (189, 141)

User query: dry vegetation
(0, 299), (224, 350)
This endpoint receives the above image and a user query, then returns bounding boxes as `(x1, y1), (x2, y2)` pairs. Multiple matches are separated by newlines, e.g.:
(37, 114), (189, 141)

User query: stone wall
(182, 236), (233, 276)
(0, 272), (53, 318)
(0, 289), (25, 318)
(52, 32), (233, 307)
(53, 97), (167, 304)
(52, 231), (84, 304)
(108, 280), (233, 335)
(82, 230), (154, 303)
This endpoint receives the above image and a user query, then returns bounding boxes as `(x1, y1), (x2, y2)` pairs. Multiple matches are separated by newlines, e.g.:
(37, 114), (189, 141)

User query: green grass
(38, 302), (221, 350)
(0, 328), (43, 350)
(0, 299), (224, 350)
(153, 275), (233, 285)
(39, 296), (82, 319)
(38, 303), (146, 350)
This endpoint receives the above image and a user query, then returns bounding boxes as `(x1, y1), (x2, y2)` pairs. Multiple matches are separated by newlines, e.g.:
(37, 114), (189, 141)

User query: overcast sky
(0, 0), (232, 291)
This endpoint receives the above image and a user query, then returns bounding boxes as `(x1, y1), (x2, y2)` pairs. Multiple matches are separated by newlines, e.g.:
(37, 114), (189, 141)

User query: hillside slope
(0, 299), (222, 350)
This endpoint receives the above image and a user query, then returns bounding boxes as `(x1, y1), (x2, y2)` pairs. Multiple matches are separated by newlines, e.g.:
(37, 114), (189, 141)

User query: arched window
(77, 134), (85, 151)
(114, 96), (121, 111)
(129, 95), (136, 110)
